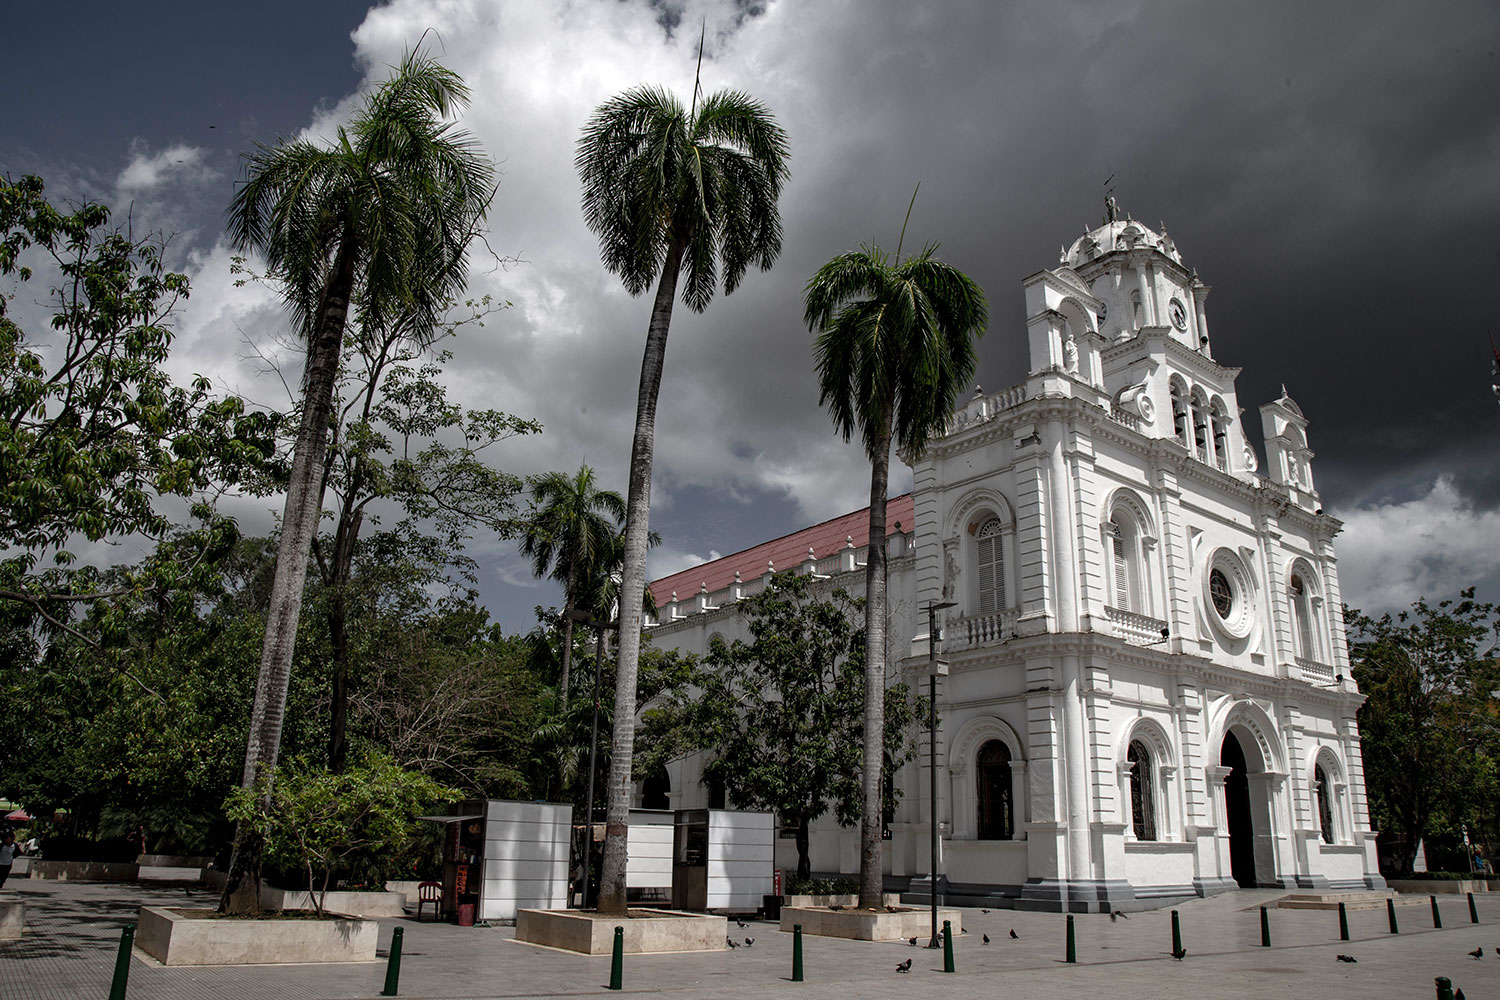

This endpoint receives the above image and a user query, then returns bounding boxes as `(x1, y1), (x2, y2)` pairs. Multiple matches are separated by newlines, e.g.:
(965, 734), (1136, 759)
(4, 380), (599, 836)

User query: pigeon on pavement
(1009, 929), (1019, 939)
(1469, 947), (1485, 959)
(745, 938), (754, 947)
(1110, 910), (1129, 921)
(907, 936), (917, 946)
(983, 934), (991, 944)
(1171, 947), (1187, 960)
(896, 959), (912, 973)
(1336, 954), (1357, 963)
(726, 938), (739, 949)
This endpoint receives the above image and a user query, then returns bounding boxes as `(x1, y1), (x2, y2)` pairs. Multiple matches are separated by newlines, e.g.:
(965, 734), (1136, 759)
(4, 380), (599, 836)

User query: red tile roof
(649, 493), (915, 607)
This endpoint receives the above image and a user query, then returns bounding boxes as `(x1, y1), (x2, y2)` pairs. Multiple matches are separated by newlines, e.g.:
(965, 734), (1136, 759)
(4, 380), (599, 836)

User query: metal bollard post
(1065, 914), (1076, 964)
(381, 926), (404, 996)
(792, 923), (804, 983)
(1338, 901), (1349, 941)
(609, 926), (623, 991)
(1468, 891), (1479, 924)
(108, 925), (135, 1000)
(1431, 895), (1442, 929)
(1435, 975), (1455, 1000)
(1260, 905), (1271, 947)
(942, 920), (954, 973)
(1387, 897), (1399, 934)
(1170, 909), (1182, 956)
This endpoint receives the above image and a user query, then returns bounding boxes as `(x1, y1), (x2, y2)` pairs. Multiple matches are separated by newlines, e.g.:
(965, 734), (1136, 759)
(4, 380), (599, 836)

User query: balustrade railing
(1105, 605), (1170, 646)
(1295, 656), (1335, 684)
(947, 609), (1018, 650)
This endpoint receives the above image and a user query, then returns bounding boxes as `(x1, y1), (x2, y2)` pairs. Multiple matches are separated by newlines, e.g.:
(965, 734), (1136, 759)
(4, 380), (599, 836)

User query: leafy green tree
(803, 229), (987, 908)
(520, 466), (626, 715)
(221, 51), (494, 913)
(1349, 588), (1500, 873)
(575, 82), (789, 915)
(639, 573), (920, 877)
(0, 175), (274, 643)
(226, 753), (456, 915)
(310, 335), (538, 773)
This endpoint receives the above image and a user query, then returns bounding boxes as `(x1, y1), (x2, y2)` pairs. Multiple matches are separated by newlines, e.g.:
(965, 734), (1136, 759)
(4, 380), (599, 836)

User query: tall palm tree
(576, 84), (789, 914)
(521, 466), (627, 713)
(803, 240), (987, 909)
(218, 50), (493, 914)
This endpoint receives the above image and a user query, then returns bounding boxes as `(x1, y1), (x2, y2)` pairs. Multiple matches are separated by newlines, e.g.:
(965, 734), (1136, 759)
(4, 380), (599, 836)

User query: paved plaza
(2, 879), (1495, 1000)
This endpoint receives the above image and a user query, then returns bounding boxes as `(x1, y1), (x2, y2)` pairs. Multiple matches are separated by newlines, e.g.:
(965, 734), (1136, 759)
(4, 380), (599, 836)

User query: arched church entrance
(1221, 732), (1257, 887)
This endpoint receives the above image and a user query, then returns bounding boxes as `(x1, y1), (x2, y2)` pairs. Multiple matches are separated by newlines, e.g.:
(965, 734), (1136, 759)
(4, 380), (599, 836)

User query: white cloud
(1337, 476), (1500, 613)
(116, 142), (216, 194)
(649, 547), (724, 582)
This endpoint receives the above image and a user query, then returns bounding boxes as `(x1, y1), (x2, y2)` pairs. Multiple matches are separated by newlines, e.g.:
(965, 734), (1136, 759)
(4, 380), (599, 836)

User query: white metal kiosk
(671, 808), (774, 913)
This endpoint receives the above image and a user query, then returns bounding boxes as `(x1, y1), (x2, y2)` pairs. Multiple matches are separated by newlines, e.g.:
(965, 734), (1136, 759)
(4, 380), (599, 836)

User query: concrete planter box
(780, 905), (963, 941)
(515, 908), (727, 954)
(135, 906), (378, 966)
(1388, 879), (1487, 895)
(260, 886), (408, 917)
(384, 880), (424, 906)
(31, 860), (139, 882)
(781, 893), (902, 909)
(0, 895), (24, 939)
(137, 855), (214, 881)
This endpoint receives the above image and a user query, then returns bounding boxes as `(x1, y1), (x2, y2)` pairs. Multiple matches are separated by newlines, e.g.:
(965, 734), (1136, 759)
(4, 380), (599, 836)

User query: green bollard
(1260, 905), (1271, 947)
(609, 926), (623, 991)
(108, 925), (135, 1000)
(942, 920), (955, 973)
(1430, 895), (1442, 929)
(1338, 901), (1349, 941)
(1435, 975), (1455, 1000)
(1170, 909), (1182, 956)
(1065, 914), (1076, 964)
(1387, 897), (1399, 934)
(1468, 891), (1479, 924)
(792, 923), (804, 983)
(381, 926), (404, 996)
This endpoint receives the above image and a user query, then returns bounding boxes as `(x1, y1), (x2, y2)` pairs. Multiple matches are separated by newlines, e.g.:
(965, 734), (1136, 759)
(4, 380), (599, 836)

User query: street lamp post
(568, 610), (619, 911)
(925, 599), (956, 948)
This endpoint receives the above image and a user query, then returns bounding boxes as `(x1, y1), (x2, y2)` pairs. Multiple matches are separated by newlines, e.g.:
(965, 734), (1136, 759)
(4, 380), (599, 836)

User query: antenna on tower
(1103, 169), (1119, 224)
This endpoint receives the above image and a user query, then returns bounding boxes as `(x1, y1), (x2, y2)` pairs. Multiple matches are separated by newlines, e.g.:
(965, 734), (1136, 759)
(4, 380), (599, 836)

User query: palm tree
(218, 50), (493, 914)
(575, 84), (789, 914)
(521, 466), (627, 715)
(803, 238), (987, 910)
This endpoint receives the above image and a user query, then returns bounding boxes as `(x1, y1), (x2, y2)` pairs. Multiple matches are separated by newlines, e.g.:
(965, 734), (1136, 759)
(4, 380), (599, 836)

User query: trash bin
(762, 894), (783, 921)
(457, 902), (476, 926)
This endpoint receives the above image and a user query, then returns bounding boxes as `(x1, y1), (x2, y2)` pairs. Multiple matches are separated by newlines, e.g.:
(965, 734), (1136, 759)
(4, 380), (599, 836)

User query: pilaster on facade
(1153, 469), (1192, 648)
(1176, 682), (1205, 827)
(1070, 424), (1104, 629)
(1341, 713), (1374, 836)
(912, 458), (943, 611)
(1258, 513), (1292, 671)
(1279, 701), (1309, 831)
(1014, 442), (1050, 627)
(1319, 537), (1352, 672)
(1083, 663), (1117, 818)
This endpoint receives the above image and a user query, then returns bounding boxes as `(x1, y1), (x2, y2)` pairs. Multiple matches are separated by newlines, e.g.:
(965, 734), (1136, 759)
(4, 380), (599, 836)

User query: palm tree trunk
(858, 423), (892, 911)
(220, 238), (356, 915)
(557, 558), (578, 795)
(596, 241), (684, 916)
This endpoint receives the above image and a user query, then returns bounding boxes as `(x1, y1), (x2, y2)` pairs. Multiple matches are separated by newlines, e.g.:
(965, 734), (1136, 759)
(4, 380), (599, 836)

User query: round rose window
(1209, 569), (1233, 618)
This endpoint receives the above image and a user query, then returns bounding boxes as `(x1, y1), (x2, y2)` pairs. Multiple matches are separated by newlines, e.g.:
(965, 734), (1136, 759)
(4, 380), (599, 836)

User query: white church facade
(641, 209), (1384, 911)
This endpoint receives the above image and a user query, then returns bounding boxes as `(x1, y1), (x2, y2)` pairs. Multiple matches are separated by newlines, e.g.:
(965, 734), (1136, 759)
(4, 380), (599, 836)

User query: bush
(785, 875), (859, 896)
(39, 835), (136, 863)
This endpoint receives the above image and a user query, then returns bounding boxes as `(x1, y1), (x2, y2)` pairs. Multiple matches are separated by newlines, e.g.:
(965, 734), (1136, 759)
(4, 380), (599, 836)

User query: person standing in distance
(0, 831), (23, 888)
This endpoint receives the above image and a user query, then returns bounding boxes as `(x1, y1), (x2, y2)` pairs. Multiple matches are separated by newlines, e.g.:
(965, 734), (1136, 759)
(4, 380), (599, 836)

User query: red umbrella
(4, 809), (30, 822)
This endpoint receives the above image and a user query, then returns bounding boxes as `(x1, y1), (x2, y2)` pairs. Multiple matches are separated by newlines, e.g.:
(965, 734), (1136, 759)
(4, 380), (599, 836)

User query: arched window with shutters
(1290, 573), (1315, 660)
(976, 517), (1006, 614)
(1128, 740), (1156, 841)
(976, 740), (1014, 840)
(1314, 765), (1335, 844)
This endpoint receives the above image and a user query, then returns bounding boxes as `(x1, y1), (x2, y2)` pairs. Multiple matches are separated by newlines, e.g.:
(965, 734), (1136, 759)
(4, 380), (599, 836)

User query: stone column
(1010, 759), (1029, 840)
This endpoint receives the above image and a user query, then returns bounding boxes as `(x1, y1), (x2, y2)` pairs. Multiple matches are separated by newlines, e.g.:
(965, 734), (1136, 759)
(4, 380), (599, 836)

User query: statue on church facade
(1063, 330), (1079, 374)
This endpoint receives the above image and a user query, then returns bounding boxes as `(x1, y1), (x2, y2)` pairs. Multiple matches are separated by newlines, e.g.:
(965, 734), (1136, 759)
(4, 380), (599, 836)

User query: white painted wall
(479, 800), (570, 921)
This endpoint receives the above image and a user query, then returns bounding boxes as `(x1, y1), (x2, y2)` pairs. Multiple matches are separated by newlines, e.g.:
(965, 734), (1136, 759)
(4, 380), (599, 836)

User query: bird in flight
(896, 959), (912, 973)
(1110, 910), (1129, 921)
(1335, 954), (1357, 963)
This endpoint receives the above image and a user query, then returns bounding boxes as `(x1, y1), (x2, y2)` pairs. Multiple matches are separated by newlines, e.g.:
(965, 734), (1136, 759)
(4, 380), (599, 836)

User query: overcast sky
(5, 0), (1499, 632)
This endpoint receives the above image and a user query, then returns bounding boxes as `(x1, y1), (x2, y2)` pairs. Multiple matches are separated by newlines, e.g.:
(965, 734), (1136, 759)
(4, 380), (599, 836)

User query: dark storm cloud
(7, 0), (1496, 624)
